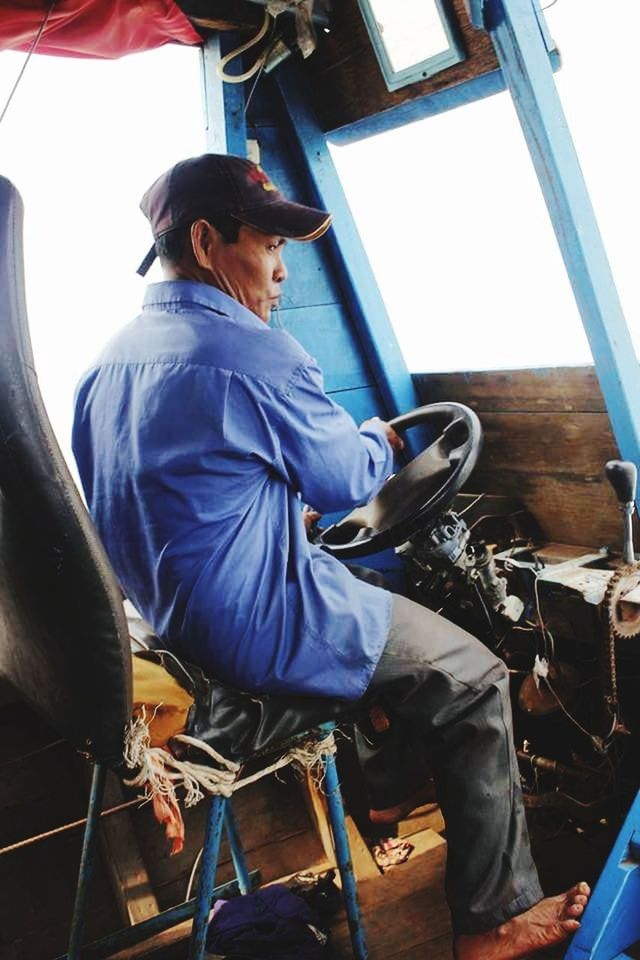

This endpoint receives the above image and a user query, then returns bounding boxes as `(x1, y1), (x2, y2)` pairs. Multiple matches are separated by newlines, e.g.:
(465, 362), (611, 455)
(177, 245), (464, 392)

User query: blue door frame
(486, 0), (640, 491)
(200, 3), (640, 491)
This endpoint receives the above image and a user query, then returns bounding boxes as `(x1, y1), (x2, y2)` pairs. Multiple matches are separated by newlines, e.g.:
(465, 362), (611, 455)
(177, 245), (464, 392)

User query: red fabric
(0, 1), (201, 59)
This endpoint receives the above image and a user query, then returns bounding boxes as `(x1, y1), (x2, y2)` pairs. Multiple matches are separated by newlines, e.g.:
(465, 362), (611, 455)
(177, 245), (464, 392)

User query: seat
(0, 175), (368, 960)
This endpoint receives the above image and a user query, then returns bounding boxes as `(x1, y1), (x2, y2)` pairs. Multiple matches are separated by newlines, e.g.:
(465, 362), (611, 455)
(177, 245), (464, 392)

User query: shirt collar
(142, 281), (264, 330)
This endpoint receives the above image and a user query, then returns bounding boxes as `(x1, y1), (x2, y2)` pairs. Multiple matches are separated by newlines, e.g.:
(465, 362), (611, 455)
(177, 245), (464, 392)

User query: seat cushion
(132, 654), (193, 747)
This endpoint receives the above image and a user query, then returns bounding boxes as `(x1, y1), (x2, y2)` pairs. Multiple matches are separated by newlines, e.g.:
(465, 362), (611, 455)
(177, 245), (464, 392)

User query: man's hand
(361, 417), (405, 454)
(302, 504), (322, 534)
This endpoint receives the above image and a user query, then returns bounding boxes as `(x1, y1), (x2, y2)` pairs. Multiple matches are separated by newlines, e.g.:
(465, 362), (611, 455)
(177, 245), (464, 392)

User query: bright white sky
(0, 0), (638, 464)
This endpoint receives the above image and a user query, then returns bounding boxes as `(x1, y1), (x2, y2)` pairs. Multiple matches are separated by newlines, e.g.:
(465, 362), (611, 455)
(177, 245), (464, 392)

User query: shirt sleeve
(272, 358), (395, 514)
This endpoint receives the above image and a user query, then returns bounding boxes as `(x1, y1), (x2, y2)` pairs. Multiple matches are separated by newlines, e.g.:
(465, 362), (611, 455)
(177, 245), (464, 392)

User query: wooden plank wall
(0, 679), (122, 960)
(306, 0), (499, 133)
(414, 366), (631, 548)
(247, 79), (389, 428)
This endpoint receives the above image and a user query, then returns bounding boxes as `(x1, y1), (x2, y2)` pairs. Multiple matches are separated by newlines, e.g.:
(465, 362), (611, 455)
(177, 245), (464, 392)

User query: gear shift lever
(605, 460), (637, 564)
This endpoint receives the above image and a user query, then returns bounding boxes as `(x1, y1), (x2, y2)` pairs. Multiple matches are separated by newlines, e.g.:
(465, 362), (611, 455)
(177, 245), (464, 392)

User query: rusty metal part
(518, 660), (579, 716)
(600, 561), (640, 738)
(522, 789), (609, 826)
(605, 562), (640, 641)
(517, 750), (608, 781)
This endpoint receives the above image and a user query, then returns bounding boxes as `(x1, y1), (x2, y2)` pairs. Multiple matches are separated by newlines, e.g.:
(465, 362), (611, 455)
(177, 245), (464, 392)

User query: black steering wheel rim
(317, 402), (482, 559)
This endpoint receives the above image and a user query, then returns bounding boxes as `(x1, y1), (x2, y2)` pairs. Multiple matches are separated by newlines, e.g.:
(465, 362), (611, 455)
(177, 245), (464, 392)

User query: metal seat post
(187, 794), (228, 960)
(67, 763), (108, 960)
(320, 725), (368, 960)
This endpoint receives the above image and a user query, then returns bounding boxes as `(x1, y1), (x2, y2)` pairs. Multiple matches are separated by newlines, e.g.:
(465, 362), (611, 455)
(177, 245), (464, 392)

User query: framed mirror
(356, 0), (465, 91)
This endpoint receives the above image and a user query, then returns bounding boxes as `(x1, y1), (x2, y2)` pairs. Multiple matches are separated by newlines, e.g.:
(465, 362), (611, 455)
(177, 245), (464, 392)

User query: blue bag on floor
(205, 884), (328, 959)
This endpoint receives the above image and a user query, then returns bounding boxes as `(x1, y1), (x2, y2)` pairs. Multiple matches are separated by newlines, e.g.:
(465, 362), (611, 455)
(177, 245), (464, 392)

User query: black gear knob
(605, 460), (638, 505)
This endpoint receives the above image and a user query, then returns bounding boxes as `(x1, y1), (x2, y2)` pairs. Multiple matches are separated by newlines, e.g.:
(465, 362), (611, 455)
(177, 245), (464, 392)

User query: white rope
(216, 10), (272, 84)
(123, 711), (336, 810)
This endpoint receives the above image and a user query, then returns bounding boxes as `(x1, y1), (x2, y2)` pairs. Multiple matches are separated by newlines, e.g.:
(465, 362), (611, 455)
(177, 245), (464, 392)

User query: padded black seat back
(0, 176), (131, 763)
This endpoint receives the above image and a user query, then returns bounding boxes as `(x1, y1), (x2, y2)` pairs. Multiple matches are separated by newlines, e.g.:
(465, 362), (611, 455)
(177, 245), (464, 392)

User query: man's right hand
(361, 417), (405, 454)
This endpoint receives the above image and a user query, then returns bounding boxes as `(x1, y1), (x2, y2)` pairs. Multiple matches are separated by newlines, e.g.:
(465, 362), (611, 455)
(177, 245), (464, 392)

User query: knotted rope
(123, 708), (336, 811)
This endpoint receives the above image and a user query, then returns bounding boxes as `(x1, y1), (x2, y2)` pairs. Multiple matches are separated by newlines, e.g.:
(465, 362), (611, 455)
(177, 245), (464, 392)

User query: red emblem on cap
(248, 165), (277, 192)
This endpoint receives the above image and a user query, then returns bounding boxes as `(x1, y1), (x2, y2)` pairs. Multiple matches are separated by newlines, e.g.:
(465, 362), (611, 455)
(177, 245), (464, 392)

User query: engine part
(471, 542), (524, 622)
(408, 511), (525, 621)
(605, 562), (640, 641)
(518, 659), (579, 717)
(406, 511), (471, 568)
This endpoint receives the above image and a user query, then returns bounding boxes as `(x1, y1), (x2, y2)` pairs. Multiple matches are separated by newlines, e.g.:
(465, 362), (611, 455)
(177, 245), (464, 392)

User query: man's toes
(573, 894), (588, 908)
(560, 918), (581, 934)
(566, 902), (584, 917)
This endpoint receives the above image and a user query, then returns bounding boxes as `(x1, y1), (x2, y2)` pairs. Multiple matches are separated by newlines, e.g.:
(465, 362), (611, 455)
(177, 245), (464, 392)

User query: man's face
(203, 223), (288, 324)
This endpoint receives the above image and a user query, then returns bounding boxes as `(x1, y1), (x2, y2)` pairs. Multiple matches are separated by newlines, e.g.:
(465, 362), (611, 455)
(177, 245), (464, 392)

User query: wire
(472, 580), (494, 632)
(468, 508), (526, 534)
(0, 1), (56, 129)
(543, 678), (595, 741)
(244, 19), (279, 116)
(217, 10), (273, 84)
(533, 574), (555, 660)
(185, 847), (203, 901)
(458, 493), (485, 517)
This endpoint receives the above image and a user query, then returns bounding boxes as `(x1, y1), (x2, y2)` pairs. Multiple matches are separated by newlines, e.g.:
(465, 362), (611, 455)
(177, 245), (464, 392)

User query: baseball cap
(137, 153), (332, 276)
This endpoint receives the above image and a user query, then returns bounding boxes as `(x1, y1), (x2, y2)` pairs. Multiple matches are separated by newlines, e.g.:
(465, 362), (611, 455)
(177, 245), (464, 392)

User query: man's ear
(190, 219), (219, 270)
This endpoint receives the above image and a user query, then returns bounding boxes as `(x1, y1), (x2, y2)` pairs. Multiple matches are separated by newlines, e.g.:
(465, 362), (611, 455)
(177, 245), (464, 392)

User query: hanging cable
(0, 1), (56, 129)
(216, 10), (273, 84)
(244, 19), (279, 116)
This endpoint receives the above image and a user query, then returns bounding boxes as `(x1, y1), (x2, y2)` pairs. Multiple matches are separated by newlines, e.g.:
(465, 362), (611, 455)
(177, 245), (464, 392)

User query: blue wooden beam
(327, 1), (558, 145)
(274, 63), (420, 436)
(328, 66), (509, 146)
(487, 0), (640, 475)
(200, 34), (248, 157)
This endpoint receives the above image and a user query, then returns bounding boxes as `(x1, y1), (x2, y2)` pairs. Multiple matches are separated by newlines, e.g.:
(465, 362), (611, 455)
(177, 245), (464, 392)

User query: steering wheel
(316, 402), (482, 559)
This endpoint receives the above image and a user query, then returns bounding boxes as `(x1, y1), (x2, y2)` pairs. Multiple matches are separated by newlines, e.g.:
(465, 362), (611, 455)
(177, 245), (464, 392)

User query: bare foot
(454, 882), (591, 960)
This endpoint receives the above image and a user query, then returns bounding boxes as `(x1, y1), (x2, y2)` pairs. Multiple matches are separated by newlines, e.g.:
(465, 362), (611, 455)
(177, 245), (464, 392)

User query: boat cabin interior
(1, 2), (640, 959)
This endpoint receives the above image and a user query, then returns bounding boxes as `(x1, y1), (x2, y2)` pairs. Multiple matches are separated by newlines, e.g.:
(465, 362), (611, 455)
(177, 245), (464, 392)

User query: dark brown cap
(137, 153), (332, 276)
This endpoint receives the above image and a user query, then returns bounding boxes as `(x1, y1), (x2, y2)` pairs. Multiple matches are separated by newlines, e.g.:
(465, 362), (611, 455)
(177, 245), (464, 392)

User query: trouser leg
(354, 722), (432, 810)
(361, 593), (543, 934)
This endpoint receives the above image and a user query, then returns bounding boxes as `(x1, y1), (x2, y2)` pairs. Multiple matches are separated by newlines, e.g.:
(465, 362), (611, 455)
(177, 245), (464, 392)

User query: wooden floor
(109, 804), (453, 960)
(107, 800), (640, 960)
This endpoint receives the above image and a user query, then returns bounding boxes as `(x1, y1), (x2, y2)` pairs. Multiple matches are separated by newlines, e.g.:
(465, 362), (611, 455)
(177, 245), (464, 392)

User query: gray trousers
(357, 593), (543, 934)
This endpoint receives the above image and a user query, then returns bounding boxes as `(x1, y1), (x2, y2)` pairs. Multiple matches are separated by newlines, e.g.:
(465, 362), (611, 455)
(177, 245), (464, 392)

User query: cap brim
(233, 198), (332, 242)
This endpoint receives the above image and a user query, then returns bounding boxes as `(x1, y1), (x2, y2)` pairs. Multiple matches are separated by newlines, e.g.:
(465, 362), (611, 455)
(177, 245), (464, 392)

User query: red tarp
(0, 1), (202, 59)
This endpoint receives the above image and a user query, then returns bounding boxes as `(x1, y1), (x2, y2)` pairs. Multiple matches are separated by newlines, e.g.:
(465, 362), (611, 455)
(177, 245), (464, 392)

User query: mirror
(357, 0), (465, 91)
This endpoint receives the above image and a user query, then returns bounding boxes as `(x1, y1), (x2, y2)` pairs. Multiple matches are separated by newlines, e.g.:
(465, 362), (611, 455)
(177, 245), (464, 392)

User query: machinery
(318, 403), (640, 832)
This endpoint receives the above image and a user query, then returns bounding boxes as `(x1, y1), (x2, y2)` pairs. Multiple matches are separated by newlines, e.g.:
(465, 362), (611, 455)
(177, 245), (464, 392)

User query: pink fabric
(0, 1), (201, 59)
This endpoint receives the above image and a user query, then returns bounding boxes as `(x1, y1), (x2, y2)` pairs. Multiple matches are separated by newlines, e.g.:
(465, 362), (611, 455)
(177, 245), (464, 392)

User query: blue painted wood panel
(279, 304), (372, 394)
(249, 123), (345, 310)
(327, 385), (386, 421)
(245, 78), (391, 419)
(274, 63), (421, 442)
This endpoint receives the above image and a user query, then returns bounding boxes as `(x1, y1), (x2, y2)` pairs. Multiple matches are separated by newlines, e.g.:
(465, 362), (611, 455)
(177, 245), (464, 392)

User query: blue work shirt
(72, 281), (394, 700)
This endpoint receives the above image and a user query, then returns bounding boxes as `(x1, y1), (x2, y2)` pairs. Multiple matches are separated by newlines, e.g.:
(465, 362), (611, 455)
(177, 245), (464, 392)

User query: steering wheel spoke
(318, 403), (482, 559)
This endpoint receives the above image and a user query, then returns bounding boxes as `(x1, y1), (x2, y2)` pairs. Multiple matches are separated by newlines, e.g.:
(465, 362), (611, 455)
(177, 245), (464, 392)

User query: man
(72, 153), (589, 960)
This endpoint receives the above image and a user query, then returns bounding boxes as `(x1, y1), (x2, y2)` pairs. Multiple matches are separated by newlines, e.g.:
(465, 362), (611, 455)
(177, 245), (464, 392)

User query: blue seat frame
(60, 721), (368, 960)
(564, 787), (640, 960)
